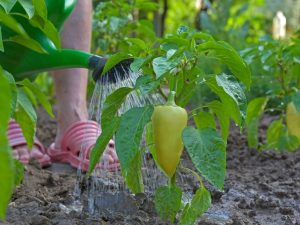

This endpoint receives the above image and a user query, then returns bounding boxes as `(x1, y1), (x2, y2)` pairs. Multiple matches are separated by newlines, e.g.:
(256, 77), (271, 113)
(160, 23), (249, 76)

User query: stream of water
(73, 67), (167, 215)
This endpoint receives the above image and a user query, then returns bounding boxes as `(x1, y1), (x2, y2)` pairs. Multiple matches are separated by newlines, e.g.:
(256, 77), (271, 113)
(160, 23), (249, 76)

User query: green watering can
(0, 0), (130, 82)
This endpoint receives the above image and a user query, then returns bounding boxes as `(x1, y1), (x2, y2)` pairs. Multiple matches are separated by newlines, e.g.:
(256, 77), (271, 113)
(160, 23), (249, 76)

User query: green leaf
(193, 111), (216, 129)
(0, 10), (29, 38)
(266, 119), (283, 150)
(18, 79), (54, 117)
(13, 160), (24, 186)
(145, 122), (159, 165)
(88, 117), (120, 175)
(134, 75), (160, 95)
(29, 18), (61, 49)
(0, 68), (14, 219)
(182, 127), (226, 190)
(206, 74), (246, 126)
(130, 56), (152, 72)
(208, 100), (230, 140)
(14, 89), (37, 149)
(5, 35), (46, 53)
(179, 186), (212, 225)
(101, 52), (132, 75)
(101, 87), (133, 130)
(0, 0), (17, 13)
(152, 55), (182, 78)
(292, 91), (300, 113)
(125, 151), (144, 194)
(247, 118), (259, 148)
(246, 97), (268, 148)
(198, 41), (251, 89)
(154, 185), (182, 222)
(115, 106), (154, 193)
(3, 71), (17, 116)
(18, 0), (35, 18)
(0, 26), (3, 52)
(246, 97), (268, 125)
(265, 119), (299, 152)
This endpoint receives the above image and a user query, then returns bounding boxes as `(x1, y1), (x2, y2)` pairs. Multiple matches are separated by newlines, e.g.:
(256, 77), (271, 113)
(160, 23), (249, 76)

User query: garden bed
(2, 110), (300, 225)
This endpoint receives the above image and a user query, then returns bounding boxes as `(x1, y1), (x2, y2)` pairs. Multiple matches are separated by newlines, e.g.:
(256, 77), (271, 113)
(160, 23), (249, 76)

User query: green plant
(244, 36), (300, 151)
(88, 26), (251, 224)
(0, 1), (58, 219)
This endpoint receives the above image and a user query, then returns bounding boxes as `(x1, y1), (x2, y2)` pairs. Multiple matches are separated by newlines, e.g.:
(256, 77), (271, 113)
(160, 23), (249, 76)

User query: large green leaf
(88, 117), (120, 175)
(198, 41), (251, 89)
(101, 87), (133, 130)
(14, 89), (37, 149)
(182, 127), (226, 190)
(206, 74), (246, 126)
(115, 106), (154, 193)
(179, 186), (211, 225)
(154, 185), (182, 223)
(18, 79), (54, 117)
(0, 69), (14, 219)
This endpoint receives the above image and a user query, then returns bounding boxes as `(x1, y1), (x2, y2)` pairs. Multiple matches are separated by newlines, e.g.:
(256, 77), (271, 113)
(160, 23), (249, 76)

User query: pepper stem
(166, 91), (176, 106)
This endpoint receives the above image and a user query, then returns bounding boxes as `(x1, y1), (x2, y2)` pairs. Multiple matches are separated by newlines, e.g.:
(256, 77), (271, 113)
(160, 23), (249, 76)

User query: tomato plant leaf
(154, 185), (182, 223)
(101, 87), (133, 130)
(14, 89), (37, 149)
(115, 106), (154, 193)
(88, 117), (120, 175)
(179, 186), (211, 225)
(0, 69), (14, 219)
(182, 127), (226, 190)
(198, 41), (251, 89)
(206, 73), (246, 126)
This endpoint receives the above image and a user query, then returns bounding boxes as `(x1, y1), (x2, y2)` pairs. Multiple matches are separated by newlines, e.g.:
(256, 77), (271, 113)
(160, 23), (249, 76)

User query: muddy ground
(1, 109), (300, 225)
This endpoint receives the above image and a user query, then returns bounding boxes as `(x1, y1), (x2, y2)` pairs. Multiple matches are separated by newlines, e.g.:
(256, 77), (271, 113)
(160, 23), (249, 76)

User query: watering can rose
(152, 91), (188, 177)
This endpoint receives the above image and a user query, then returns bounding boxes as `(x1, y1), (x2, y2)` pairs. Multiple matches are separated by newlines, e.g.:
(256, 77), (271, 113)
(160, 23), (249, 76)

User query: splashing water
(73, 66), (167, 215)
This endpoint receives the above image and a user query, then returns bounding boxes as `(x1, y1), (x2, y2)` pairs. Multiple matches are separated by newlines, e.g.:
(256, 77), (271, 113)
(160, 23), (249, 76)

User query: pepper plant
(89, 26), (251, 224)
(0, 1), (58, 219)
(243, 36), (300, 152)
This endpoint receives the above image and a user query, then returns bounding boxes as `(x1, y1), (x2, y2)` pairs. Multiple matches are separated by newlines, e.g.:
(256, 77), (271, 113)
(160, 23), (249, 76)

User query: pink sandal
(8, 120), (51, 167)
(47, 120), (119, 172)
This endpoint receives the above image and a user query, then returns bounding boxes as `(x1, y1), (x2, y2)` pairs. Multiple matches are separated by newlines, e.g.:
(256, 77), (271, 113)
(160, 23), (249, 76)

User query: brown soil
(1, 109), (300, 225)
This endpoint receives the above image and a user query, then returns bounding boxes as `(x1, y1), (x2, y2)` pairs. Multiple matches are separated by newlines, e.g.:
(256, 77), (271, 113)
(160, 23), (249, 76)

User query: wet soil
(1, 110), (300, 225)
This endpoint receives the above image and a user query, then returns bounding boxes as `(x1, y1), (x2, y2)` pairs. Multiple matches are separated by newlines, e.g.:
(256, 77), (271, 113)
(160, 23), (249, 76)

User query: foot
(48, 120), (119, 171)
(8, 120), (51, 167)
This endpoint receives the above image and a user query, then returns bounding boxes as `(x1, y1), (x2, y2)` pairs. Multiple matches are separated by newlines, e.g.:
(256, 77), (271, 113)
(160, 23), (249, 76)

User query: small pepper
(152, 91), (188, 177)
